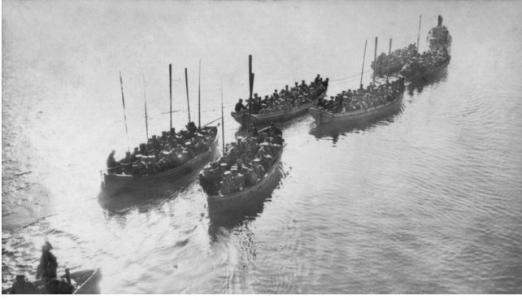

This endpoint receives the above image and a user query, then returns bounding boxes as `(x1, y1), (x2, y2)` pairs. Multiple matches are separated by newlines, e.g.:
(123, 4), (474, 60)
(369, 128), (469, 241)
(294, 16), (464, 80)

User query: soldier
(36, 242), (57, 283)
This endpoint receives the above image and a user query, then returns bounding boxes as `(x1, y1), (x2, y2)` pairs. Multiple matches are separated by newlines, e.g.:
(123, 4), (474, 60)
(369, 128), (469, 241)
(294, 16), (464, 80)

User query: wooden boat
(102, 127), (218, 197)
(231, 91), (326, 127)
(3, 269), (101, 294)
(309, 93), (403, 125)
(400, 57), (450, 81)
(206, 144), (284, 213)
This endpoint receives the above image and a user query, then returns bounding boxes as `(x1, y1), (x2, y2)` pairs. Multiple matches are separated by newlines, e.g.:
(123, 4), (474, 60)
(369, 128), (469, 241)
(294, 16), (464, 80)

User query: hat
(43, 241), (53, 250)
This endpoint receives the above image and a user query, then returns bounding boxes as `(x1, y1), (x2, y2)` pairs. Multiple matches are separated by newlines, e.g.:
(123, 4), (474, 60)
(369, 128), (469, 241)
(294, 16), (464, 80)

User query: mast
(389, 38), (393, 55)
(417, 14), (422, 50)
(198, 59), (201, 129)
(220, 80), (225, 154)
(373, 37), (378, 84)
(119, 72), (130, 152)
(185, 67), (192, 123)
(169, 64), (173, 131)
(248, 55), (254, 116)
(360, 39), (367, 88)
(142, 73), (149, 140)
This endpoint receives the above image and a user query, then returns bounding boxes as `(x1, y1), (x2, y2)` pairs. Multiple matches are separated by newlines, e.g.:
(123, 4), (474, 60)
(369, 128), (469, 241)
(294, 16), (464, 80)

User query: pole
(119, 72), (130, 152)
(198, 59), (201, 129)
(248, 55), (253, 115)
(185, 67), (192, 123)
(360, 39), (367, 88)
(169, 64), (173, 131)
(142, 73), (149, 140)
(417, 15), (422, 51)
(373, 37), (378, 84)
(389, 38), (392, 55)
(220, 80), (225, 154)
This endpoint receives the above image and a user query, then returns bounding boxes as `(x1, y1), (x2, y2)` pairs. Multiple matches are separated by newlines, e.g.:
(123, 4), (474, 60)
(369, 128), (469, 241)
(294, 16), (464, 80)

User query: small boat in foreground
(3, 269), (101, 294)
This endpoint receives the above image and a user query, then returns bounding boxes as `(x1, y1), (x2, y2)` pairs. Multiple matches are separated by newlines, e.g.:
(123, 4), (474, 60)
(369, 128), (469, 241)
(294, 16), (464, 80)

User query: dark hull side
(101, 134), (218, 198)
(2, 269), (101, 294)
(206, 150), (284, 214)
(231, 91), (326, 127)
(309, 94), (403, 125)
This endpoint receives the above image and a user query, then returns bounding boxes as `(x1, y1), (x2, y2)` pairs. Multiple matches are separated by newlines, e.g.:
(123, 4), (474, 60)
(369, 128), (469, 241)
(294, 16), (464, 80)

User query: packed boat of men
(371, 43), (418, 77)
(371, 15), (451, 80)
(106, 122), (217, 176)
(310, 78), (405, 124)
(399, 48), (450, 80)
(427, 15), (452, 52)
(232, 75), (328, 126)
(199, 124), (284, 203)
(103, 122), (218, 196)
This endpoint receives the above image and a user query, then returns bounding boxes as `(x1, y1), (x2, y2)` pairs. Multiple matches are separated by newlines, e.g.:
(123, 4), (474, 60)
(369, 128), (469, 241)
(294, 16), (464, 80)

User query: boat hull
(231, 91), (326, 126)
(402, 58), (450, 81)
(102, 133), (218, 197)
(3, 269), (101, 294)
(206, 151), (283, 214)
(309, 94), (403, 125)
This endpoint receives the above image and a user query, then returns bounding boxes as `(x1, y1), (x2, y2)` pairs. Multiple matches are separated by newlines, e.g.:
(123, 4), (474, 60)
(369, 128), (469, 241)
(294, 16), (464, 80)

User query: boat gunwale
(206, 144), (284, 202)
(231, 90), (327, 123)
(103, 130), (218, 180)
(310, 93), (403, 122)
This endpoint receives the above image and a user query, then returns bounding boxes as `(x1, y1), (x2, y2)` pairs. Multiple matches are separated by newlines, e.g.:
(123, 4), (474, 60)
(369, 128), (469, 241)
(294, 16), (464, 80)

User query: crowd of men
(235, 75), (329, 115)
(399, 48), (450, 79)
(106, 122), (217, 176)
(317, 77), (405, 114)
(371, 44), (419, 77)
(9, 242), (74, 294)
(199, 125), (283, 196)
(428, 15), (451, 52)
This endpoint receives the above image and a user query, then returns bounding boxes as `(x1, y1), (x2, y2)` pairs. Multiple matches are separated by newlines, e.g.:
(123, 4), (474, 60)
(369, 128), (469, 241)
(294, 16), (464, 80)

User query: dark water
(3, 0), (522, 293)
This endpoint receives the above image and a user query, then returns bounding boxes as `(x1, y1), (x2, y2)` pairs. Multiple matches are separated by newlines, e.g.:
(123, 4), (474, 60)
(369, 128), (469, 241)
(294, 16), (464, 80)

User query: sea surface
(3, 0), (522, 293)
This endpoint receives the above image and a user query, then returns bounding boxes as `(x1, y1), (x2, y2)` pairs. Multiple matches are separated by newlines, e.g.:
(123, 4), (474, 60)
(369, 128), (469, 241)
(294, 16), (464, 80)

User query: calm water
(3, 0), (522, 293)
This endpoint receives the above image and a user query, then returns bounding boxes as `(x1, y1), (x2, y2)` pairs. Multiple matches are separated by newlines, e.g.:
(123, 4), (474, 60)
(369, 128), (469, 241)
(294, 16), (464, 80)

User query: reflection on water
(309, 102), (405, 143)
(407, 68), (448, 95)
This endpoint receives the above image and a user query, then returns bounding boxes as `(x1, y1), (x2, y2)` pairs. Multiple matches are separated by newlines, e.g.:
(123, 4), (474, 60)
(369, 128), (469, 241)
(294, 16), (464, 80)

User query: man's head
(43, 241), (53, 252)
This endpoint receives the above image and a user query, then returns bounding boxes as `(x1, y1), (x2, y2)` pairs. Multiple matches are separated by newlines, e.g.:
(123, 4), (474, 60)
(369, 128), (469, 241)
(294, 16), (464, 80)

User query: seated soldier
(106, 150), (120, 174)
(235, 99), (247, 113)
(10, 275), (37, 294)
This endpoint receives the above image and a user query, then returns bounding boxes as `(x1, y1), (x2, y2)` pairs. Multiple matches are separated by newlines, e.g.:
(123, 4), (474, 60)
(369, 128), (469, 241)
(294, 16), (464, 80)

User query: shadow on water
(234, 112), (312, 139)
(407, 68), (448, 95)
(97, 168), (202, 214)
(207, 162), (284, 241)
(309, 103), (405, 143)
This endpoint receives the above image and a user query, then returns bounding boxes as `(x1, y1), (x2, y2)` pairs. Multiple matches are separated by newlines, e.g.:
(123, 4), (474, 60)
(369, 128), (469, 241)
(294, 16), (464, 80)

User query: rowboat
(3, 269), (101, 294)
(231, 91), (326, 127)
(401, 57), (450, 81)
(206, 145), (284, 213)
(102, 128), (218, 197)
(309, 93), (403, 125)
